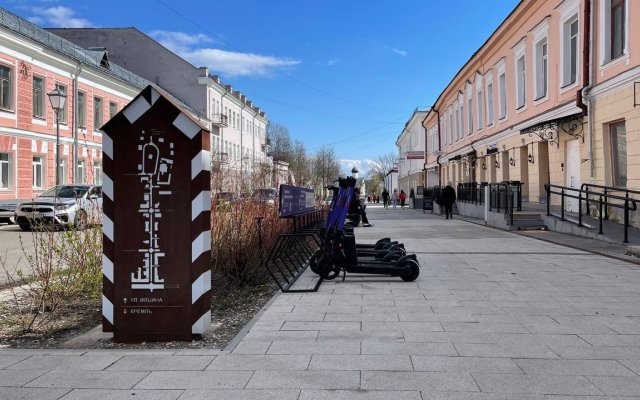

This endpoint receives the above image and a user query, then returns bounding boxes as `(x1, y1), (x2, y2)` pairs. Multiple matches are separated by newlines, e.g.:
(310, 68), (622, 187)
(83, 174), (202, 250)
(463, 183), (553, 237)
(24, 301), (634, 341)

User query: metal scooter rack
(263, 209), (325, 293)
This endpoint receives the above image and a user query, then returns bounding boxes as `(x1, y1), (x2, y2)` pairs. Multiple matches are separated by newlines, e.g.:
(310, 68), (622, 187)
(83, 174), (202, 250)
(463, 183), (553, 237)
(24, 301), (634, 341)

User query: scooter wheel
(309, 250), (322, 274)
(383, 251), (403, 262)
(317, 256), (340, 280)
(386, 245), (406, 256)
(374, 238), (391, 250)
(399, 260), (420, 282)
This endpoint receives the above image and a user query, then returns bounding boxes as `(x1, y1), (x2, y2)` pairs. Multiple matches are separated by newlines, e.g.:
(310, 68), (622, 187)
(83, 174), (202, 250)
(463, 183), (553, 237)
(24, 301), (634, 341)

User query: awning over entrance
(520, 113), (585, 148)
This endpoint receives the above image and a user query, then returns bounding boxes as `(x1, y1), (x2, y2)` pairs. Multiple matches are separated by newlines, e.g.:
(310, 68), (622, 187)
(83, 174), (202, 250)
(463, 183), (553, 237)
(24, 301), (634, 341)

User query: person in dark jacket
(441, 181), (456, 219)
(350, 188), (371, 227)
(381, 189), (390, 208)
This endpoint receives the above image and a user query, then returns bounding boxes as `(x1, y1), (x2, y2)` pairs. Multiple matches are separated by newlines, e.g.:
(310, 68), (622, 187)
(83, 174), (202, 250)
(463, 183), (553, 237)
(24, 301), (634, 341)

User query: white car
(14, 185), (102, 231)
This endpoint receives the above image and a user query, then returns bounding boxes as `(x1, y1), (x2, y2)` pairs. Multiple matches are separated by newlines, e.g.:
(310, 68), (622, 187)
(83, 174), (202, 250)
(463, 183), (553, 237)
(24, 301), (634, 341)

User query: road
(0, 222), (36, 286)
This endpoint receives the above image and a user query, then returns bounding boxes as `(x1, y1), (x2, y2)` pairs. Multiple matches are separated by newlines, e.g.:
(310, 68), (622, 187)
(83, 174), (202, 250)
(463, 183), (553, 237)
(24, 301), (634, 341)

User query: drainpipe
(576, 0), (591, 118)
(71, 62), (82, 183)
(239, 102), (246, 191)
(251, 113), (257, 187)
(584, 0), (595, 178)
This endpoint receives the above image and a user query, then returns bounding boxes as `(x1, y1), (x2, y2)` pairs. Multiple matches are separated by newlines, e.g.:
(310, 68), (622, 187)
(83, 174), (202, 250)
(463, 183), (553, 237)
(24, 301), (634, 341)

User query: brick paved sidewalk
(1, 207), (640, 399)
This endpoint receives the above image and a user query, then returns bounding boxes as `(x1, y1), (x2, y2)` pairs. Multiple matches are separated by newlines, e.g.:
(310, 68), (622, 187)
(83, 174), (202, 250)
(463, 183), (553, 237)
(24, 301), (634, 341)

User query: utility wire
(153, 0), (397, 113)
(251, 93), (405, 125)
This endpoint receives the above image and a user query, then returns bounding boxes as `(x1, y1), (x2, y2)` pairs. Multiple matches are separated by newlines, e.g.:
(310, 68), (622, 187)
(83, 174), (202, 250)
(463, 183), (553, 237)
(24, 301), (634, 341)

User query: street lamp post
(48, 88), (67, 186)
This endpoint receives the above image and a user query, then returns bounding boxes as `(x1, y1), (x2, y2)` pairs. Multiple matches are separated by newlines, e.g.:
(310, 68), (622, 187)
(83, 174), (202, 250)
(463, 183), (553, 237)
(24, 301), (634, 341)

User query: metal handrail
(487, 183), (515, 225)
(545, 183), (638, 243)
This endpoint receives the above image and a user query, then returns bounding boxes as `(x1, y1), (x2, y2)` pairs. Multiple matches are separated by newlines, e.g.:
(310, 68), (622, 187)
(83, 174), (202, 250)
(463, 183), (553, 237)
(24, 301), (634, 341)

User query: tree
(289, 140), (312, 187)
(370, 152), (397, 183)
(267, 122), (293, 162)
(310, 145), (340, 197)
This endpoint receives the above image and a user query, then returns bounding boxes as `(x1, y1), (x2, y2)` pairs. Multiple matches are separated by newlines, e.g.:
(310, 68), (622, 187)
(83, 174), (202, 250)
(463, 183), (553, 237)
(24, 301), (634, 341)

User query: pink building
(0, 8), (145, 206)
(423, 0), (639, 224)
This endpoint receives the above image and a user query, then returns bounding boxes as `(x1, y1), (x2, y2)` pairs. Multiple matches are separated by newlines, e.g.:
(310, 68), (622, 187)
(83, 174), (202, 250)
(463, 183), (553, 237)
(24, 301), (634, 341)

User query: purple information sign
(279, 185), (315, 217)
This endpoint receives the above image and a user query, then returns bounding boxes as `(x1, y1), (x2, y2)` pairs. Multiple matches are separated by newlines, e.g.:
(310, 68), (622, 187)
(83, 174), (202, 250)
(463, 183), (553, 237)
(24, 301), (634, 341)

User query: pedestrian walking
(399, 190), (406, 209)
(382, 189), (389, 208)
(391, 189), (398, 209)
(442, 181), (456, 219)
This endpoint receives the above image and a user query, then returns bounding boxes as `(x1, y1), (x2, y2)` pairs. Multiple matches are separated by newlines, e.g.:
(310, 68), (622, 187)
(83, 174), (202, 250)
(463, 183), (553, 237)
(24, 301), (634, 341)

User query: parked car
(0, 203), (15, 224)
(253, 188), (278, 205)
(14, 185), (103, 231)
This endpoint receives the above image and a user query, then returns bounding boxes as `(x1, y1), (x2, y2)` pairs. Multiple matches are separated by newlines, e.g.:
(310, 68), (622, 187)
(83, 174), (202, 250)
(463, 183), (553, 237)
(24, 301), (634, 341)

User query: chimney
(259, 111), (265, 117)
(241, 95), (246, 103)
(198, 66), (208, 77)
(225, 85), (233, 92)
(233, 90), (241, 98)
(212, 75), (221, 84)
(246, 100), (253, 108)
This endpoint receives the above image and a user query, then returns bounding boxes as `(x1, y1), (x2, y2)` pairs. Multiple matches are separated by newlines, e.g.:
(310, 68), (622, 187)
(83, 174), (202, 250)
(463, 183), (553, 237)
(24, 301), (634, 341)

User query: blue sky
(6, 0), (520, 176)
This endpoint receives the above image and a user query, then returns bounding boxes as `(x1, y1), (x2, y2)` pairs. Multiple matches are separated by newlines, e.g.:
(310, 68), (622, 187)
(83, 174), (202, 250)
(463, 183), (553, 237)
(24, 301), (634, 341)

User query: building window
(610, 0), (625, 60)
(32, 76), (45, 118)
(93, 161), (102, 185)
(562, 17), (579, 87)
(459, 104), (464, 139)
(0, 65), (13, 111)
(94, 96), (103, 130)
(58, 158), (67, 185)
(477, 88), (484, 129)
(449, 113), (454, 142)
(610, 121), (626, 187)
(0, 153), (10, 189)
(55, 83), (67, 123)
(467, 97), (473, 134)
(76, 159), (85, 183)
(77, 91), (86, 128)
(109, 101), (117, 119)
(486, 82), (494, 126)
(535, 39), (548, 99)
(33, 156), (44, 189)
(516, 55), (526, 109)
(498, 73), (507, 119)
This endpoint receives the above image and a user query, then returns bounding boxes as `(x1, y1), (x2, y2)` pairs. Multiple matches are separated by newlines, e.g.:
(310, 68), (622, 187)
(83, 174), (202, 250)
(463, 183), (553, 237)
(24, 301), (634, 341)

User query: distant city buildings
(411, 0), (638, 226)
(395, 107), (428, 201)
(0, 8), (274, 205)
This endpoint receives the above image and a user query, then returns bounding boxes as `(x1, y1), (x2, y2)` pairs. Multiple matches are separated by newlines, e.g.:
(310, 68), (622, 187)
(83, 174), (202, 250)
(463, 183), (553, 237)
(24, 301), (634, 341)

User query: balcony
(211, 114), (228, 127)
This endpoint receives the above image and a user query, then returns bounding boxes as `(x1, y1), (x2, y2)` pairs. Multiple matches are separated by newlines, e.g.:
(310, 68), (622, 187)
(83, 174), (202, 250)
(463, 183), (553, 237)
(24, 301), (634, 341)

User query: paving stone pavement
(2, 205), (640, 399)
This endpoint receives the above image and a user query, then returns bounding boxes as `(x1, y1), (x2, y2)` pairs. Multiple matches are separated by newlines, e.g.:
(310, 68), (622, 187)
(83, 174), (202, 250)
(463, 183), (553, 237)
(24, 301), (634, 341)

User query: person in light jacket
(391, 189), (399, 209)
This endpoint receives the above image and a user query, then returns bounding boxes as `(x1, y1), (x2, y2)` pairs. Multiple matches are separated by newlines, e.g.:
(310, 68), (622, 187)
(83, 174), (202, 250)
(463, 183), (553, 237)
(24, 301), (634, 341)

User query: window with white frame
(55, 83), (67, 123)
(94, 96), (103, 130)
(76, 159), (85, 183)
(93, 161), (102, 185)
(561, 18), (579, 87)
(486, 80), (494, 126)
(458, 104), (463, 139)
(32, 156), (44, 189)
(498, 72), (507, 119)
(77, 91), (86, 128)
(602, 0), (627, 64)
(535, 39), (548, 99)
(449, 112), (454, 142)
(516, 55), (526, 108)
(467, 97), (473, 134)
(440, 118), (446, 146)
(109, 101), (117, 119)
(0, 65), (13, 111)
(610, 120), (627, 187)
(477, 87), (484, 129)
(32, 76), (45, 118)
(513, 39), (526, 109)
(0, 153), (10, 189)
(57, 158), (67, 185)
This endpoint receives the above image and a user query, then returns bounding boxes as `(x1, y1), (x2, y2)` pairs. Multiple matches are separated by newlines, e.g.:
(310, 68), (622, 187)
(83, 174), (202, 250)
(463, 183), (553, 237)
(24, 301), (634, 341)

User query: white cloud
(385, 46), (408, 57)
(28, 6), (93, 28)
(150, 30), (300, 78)
(339, 159), (378, 176)
(327, 59), (338, 66)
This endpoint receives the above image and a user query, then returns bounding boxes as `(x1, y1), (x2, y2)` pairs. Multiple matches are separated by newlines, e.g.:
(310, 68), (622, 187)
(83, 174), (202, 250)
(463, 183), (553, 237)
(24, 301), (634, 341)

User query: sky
(5, 0), (520, 176)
